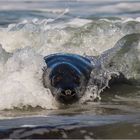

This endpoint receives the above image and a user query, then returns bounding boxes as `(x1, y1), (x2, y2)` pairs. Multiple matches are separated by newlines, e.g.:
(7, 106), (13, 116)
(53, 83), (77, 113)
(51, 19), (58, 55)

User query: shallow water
(0, 0), (140, 139)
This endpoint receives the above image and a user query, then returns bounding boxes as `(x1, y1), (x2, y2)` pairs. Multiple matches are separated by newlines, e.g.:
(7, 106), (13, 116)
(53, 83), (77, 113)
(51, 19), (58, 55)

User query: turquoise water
(0, 0), (140, 139)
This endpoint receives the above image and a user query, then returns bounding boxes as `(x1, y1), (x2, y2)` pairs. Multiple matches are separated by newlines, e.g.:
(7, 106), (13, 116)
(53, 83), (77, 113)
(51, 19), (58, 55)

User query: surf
(0, 17), (140, 110)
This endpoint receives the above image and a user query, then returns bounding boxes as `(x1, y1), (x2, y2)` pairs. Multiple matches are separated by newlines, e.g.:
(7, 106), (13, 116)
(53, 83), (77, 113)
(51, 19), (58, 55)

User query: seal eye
(55, 76), (62, 82)
(70, 71), (80, 85)
(52, 75), (62, 86)
(74, 76), (80, 84)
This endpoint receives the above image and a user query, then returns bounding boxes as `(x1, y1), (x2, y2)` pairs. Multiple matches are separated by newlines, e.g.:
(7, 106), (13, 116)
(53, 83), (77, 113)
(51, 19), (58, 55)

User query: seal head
(43, 53), (93, 104)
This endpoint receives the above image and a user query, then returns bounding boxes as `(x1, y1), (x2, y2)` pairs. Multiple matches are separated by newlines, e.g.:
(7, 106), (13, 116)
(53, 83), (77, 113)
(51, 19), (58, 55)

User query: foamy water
(0, 16), (140, 110)
(0, 1), (140, 139)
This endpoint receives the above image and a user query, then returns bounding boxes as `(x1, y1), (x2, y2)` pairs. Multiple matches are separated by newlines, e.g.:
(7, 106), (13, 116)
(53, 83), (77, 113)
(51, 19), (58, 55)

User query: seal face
(43, 53), (93, 104)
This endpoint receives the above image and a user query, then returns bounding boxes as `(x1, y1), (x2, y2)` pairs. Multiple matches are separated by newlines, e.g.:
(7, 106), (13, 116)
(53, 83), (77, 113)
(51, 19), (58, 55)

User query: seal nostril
(61, 89), (76, 96)
(58, 89), (78, 104)
(65, 89), (72, 95)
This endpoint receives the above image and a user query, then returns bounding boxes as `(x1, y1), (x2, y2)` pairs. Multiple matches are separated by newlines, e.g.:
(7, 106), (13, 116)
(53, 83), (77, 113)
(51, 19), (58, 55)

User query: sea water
(0, 0), (140, 139)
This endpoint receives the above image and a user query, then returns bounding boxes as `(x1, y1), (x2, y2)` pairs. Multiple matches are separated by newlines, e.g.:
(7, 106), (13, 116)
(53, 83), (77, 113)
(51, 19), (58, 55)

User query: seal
(43, 53), (93, 104)
(42, 34), (140, 104)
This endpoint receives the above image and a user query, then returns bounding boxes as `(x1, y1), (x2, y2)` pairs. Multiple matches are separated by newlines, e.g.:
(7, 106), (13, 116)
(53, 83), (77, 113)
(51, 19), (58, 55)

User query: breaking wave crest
(0, 17), (140, 110)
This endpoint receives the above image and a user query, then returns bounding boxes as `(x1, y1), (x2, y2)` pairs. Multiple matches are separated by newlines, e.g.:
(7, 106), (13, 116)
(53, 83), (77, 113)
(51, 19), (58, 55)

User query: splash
(0, 17), (140, 110)
(0, 47), (58, 110)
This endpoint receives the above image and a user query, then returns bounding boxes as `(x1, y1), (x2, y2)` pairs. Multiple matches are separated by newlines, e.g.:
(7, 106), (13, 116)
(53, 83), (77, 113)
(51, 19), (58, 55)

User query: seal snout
(58, 88), (78, 104)
(61, 89), (76, 96)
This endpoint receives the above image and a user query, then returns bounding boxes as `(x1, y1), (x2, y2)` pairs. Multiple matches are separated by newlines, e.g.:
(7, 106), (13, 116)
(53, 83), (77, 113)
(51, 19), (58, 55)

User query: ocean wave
(0, 17), (140, 110)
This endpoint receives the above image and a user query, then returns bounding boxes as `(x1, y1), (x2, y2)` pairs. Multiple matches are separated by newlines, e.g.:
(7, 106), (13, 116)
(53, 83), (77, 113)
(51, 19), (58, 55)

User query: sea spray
(0, 18), (140, 110)
(0, 47), (57, 110)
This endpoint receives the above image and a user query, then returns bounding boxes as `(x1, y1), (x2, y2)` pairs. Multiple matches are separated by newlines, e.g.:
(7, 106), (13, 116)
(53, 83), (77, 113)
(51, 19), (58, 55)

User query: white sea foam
(0, 48), (58, 110)
(0, 17), (140, 110)
(66, 18), (92, 27)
